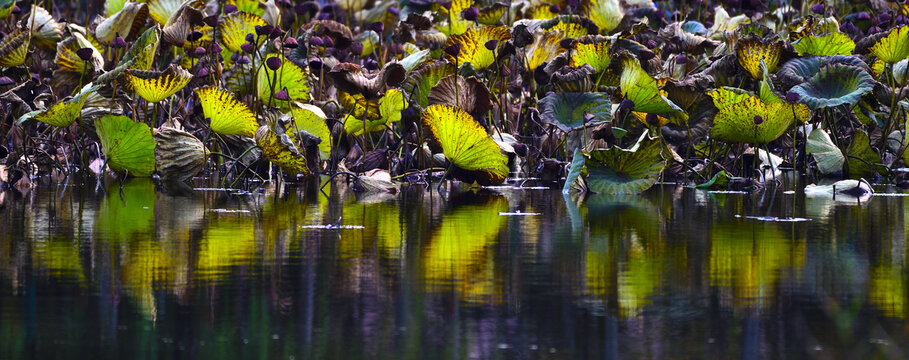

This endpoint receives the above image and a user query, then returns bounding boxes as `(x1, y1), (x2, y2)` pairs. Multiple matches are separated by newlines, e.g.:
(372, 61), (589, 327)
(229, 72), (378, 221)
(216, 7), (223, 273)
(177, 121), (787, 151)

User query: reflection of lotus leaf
(870, 264), (907, 318)
(196, 87), (260, 138)
(792, 32), (855, 56)
(870, 25), (909, 64)
(708, 87), (811, 144)
(123, 239), (173, 320)
(423, 197), (508, 303)
(789, 64), (874, 110)
(95, 178), (156, 239)
(710, 222), (804, 308)
(422, 105), (509, 185)
(619, 56), (688, 122)
(585, 132), (665, 195)
(32, 240), (86, 283)
(444, 26), (510, 70)
(538, 92), (612, 132)
(197, 220), (257, 281)
(95, 115), (157, 176)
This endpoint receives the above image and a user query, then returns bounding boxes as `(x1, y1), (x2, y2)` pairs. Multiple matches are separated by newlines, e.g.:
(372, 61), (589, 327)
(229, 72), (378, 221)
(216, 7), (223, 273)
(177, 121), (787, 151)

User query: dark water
(1, 178), (908, 359)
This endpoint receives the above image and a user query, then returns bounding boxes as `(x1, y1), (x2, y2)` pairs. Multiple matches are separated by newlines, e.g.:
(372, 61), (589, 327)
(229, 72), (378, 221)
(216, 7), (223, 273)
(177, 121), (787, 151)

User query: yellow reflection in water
(710, 222), (805, 308)
(870, 263), (907, 318)
(122, 239), (174, 321)
(94, 179), (157, 240)
(197, 217), (257, 281)
(422, 196), (508, 304)
(32, 239), (85, 284)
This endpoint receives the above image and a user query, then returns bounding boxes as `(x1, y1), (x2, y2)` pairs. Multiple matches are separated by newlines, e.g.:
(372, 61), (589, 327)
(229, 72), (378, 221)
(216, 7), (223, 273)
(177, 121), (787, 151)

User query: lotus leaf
(438, 0), (472, 36)
(95, 115), (156, 177)
(584, 131), (665, 195)
(792, 32), (855, 56)
(18, 85), (97, 127)
(444, 26), (511, 70)
(195, 87), (259, 138)
(538, 92), (612, 132)
(340, 92), (380, 120)
(126, 64), (193, 102)
(776, 55), (867, 85)
(289, 104), (332, 159)
(571, 36), (612, 74)
(154, 127), (208, 182)
(345, 89), (407, 136)
(563, 149), (586, 193)
(219, 11), (268, 53)
(806, 128), (844, 175)
(789, 64), (874, 110)
(422, 104), (509, 185)
(708, 87), (810, 144)
(403, 62), (457, 109)
(95, 2), (148, 43)
(584, 0), (623, 33)
(870, 25), (909, 64)
(25, 6), (64, 50)
(0, 28), (28, 67)
(845, 129), (882, 179)
(619, 56), (688, 122)
(736, 35), (782, 79)
(477, 3), (507, 25)
(526, 31), (565, 71)
(255, 118), (309, 176)
(257, 54), (311, 107)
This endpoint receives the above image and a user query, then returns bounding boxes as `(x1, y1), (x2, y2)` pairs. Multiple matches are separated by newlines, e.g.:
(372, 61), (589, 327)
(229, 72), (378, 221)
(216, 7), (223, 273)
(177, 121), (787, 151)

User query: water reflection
(2, 180), (909, 358)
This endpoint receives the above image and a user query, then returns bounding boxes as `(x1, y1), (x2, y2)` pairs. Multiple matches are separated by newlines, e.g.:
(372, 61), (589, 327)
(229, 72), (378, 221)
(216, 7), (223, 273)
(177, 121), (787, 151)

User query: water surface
(1, 179), (908, 359)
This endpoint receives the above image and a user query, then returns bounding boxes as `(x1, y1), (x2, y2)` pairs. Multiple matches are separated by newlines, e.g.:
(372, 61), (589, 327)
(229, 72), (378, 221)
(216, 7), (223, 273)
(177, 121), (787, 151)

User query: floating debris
(210, 209), (251, 213)
(735, 215), (810, 222)
(301, 224), (366, 230)
(498, 210), (541, 216)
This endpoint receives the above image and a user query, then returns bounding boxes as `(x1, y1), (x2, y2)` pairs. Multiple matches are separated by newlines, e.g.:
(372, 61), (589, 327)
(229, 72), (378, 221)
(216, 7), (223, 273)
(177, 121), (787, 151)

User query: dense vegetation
(1, 0), (908, 193)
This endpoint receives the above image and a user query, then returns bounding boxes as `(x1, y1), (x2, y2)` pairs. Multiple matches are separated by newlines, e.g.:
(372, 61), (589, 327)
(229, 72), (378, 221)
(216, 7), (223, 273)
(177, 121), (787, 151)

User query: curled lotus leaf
(708, 87), (811, 144)
(658, 22), (720, 55)
(541, 16), (598, 38)
(526, 31), (565, 71)
(289, 104), (332, 159)
(195, 87), (259, 138)
(18, 85), (98, 127)
(443, 26), (511, 70)
(95, 115), (157, 177)
(355, 30), (381, 58)
(438, 0), (472, 36)
(95, 2), (149, 43)
(161, 3), (207, 48)
(427, 75), (492, 115)
(422, 104), (509, 185)
(0, 28), (28, 68)
(255, 116), (310, 176)
(219, 11), (268, 53)
(54, 33), (106, 86)
(154, 127), (208, 182)
(477, 3), (507, 25)
(571, 35), (612, 74)
(24, 6), (64, 50)
(105, 0), (129, 16)
(845, 129), (883, 178)
(584, 0), (623, 33)
(403, 61), (457, 109)
(328, 62), (405, 97)
(301, 20), (354, 50)
(224, 0), (262, 15)
(792, 32), (855, 56)
(538, 92), (612, 133)
(584, 131), (665, 195)
(806, 128), (844, 175)
(148, 0), (202, 25)
(776, 55), (867, 87)
(120, 25), (160, 71)
(869, 25), (909, 64)
(789, 64), (874, 110)
(619, 55), (688, 122)
(345, 89), (408, 136)
(126, 64), (193, 102)
(340, 92), (380, 120)
(735, 34), (783, 79)
(257, 54), (311, 107)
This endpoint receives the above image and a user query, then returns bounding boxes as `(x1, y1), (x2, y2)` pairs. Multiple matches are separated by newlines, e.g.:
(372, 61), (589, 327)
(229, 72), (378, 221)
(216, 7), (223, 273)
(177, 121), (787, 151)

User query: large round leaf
(619, 56), (688, 122)
(792, 32), (855, 56)
(95, 115), (156, 177)
(790, 64), (874, 110)
(443, 26), (510, 70)
(125, 64), (192, 103)
(538, 92), (612, 132)
(195, 87), (259, 138)
(735, 34), (782, 79)
(708, 87), (811, 144)
(422, 104), (509, 185)
(870, 25), (909, 64)
(584, 132), (665, 195)
(257, 54), (311, 108)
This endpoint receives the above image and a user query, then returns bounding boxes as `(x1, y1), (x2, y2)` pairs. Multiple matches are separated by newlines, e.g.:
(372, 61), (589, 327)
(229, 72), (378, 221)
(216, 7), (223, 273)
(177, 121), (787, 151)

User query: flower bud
(367, 21), (384, 34)
(283, 37), (299, 49)
(810, 3), (825, 14)
(365, 58), (378, 71)
(445, 43), (461, 57)
(274, 87), (291, 101)
(753, 115), (763, 125)
(461, 6), (478, 21)
(240, 42), (255, 53)
(224, 4), (238, 13)
(484, 39), (499, 51)
(266, 56), (282, 70)
(0, 76), (14, 86)
(785, 92), (800, 103)
(255, 25), (274, 36)
(111, 33), (127, 48)
(310, 36), (324, 47)
(618, 98), (635, 111)
(76, 48), (94, 61)
(193, 46), (207, 57)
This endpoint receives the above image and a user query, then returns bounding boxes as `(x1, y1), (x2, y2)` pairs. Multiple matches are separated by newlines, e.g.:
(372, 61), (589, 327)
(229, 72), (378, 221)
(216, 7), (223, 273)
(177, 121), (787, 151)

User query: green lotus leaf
(344, 89), (407, 136)
(571, 35), (612, 74)
(619, 56), (688, 122)
(776, 55), (867, 86)
(790, 64), (874, 110)
(792, 32), (855, 56)
(870, 25), (909, 64)
(120, 26), (160, 71)
(695, 170), (729, 190)
(403, 61), (457, 109)
(584, 131), (665, 195)
(289, 104), (332, 159)
(422, 104), (509, 185)
(584, 0), (623, 33)
(18, 85), (98, 127)
(95, 115), (156, 177)
(539, 92), (612, 133)
(219, 11), (268, 53)
(444, 26), (510, 70)
(845, 129), (883, 179)
(257, 54), (311, 108)
(708, 87), (811, 144)
(563, 149), (586, 193)
(806, 129), (844, 175)
(195, 87), (259, 138)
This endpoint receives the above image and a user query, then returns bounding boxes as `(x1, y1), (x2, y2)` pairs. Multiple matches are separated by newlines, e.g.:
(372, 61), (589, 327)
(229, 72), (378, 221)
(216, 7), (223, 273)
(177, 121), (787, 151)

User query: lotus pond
(1, 179), (909, 358)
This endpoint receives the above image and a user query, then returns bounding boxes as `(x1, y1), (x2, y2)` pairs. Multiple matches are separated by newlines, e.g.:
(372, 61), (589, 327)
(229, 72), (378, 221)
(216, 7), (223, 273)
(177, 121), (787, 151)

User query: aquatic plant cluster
(1, 0), (909, 193)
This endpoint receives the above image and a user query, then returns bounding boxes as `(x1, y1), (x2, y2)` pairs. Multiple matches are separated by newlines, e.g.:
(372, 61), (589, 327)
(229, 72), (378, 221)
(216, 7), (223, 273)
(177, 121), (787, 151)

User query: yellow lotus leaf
(95, 2), (148, 43)
(25, 6), (64, 50)
(870, 25), (909, 64)
(195, 87), (259, 138)
(444, 26), (511, 70)
(54, 33), (106, 80)
(224, 0), (263, 15)
(255, 123), (310, 176)
(28, 86), (96, 127)
(438, 0), (472, 36)
(708, 87), (810, 144)
(0, 28), (28, 67)
(339, 91), (380, 120)
(736, 35), (782, 79)
(619, 56), (688, 122)
(422, 104), (509, 185)
(105, 0), (128, 16)
(528, 4), (559, 20)
(219, 11), (268, 53)
(344, 89), (407, 136)
(526, 31), (565, 71)
(148, 0), (201, 25)
(95, 115), (157, 177)
(477, 3), (507, 25)
(792, 32), (854, 56)
(126, 64), (193, 102)
(257, 55), (311, 107)
(123, 26), (160, 71)
(549, 21), (590, 39)
(289, 104), (332, 158)
(572, 36), (612, 74)
(585, 0), (623, 33)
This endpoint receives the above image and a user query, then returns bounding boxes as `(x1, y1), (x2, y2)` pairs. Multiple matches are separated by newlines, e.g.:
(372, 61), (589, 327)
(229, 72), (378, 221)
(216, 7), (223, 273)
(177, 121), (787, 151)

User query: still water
(1, 178), (908, 359)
